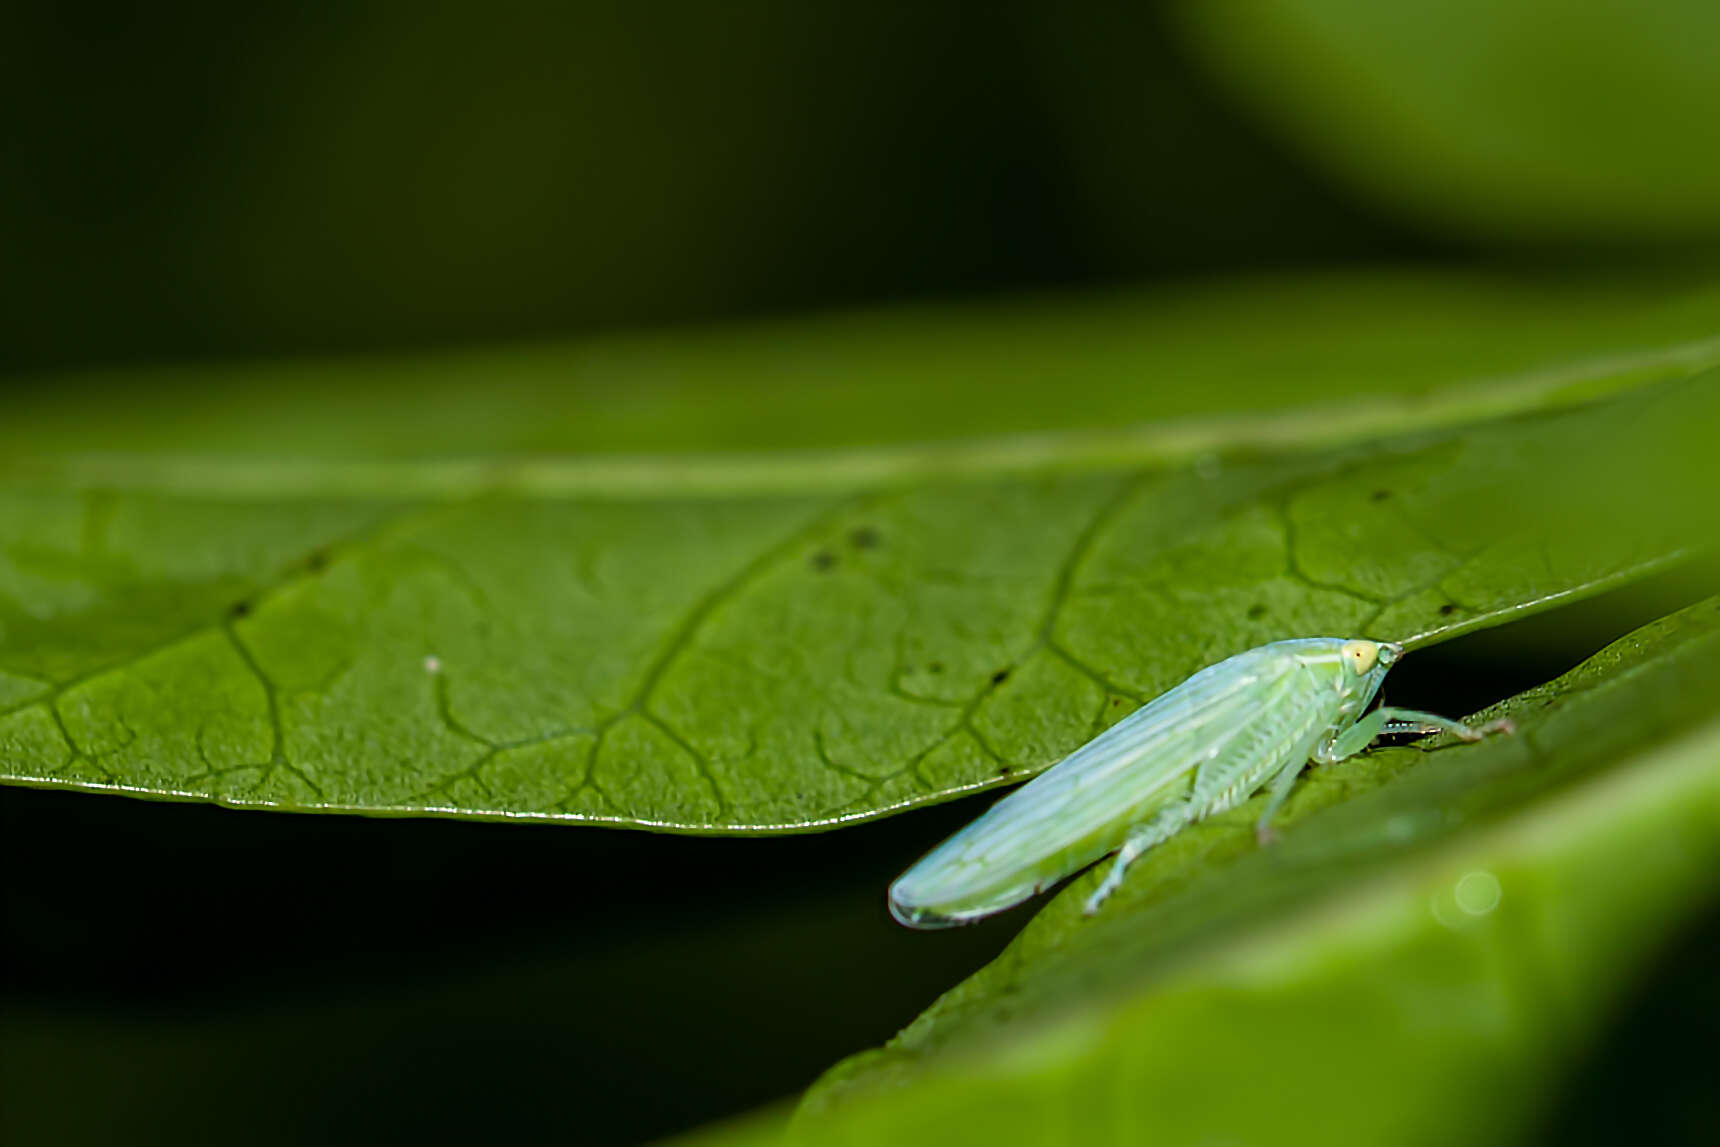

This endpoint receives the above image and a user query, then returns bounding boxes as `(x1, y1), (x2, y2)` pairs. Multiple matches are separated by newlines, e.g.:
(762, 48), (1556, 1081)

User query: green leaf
(788, 596), (1720, 1144)
(13, 273), (1720, 458)
(1175, 0), (1720, 241)
(2, 276), (1718, 828)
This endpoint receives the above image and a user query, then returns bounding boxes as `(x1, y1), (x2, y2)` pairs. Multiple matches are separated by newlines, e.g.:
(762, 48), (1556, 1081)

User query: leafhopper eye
(1340, 640), (1378, 675)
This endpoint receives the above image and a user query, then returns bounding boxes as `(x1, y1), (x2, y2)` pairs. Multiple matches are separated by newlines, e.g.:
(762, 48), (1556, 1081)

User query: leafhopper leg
(1377, 707), (1516, 743)
(1082, 805), (1189, 916)
(1254, 754), (1311, 846)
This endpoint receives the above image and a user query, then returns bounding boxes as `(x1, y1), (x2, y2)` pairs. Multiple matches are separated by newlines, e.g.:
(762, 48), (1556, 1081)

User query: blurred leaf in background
(1174, 0), (1720, 244)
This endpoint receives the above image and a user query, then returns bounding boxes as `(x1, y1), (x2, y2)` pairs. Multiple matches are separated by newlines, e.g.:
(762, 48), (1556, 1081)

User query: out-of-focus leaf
(10, 274), (1720, 457)
(0, 279), (1716, 828)
(787, 597), (1720, 1145)
(1176, 0), (1720, 242)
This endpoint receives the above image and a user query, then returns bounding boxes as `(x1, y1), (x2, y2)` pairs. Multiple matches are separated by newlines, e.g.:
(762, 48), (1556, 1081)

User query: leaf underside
(0, 369), (1715, 830)
(3, 274), (1718, 831)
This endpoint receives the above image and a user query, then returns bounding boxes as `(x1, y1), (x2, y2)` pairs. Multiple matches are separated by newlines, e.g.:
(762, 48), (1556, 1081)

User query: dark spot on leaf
(809, 550), (837, 572)
(306, 547), (331, 573)
(227, 600), (251, 619)
(928, 661), (944, 674)
(1112, 698), (1124, 707)
(849, 526), (882, 549)
(997, 766), (1012, 777)
(1439, 603), (1458, 616)
(991, 668), (1011, 685)
(1371, 489), (1392, 502)
(1247, 604), (1268, 620)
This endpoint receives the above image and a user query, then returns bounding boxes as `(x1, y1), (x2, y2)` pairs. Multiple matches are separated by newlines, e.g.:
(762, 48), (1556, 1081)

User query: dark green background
(3, 0), (1441, 376)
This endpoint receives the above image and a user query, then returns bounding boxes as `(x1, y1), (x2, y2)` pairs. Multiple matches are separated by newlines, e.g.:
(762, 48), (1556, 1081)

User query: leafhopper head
(1340, 638), (1402, 677)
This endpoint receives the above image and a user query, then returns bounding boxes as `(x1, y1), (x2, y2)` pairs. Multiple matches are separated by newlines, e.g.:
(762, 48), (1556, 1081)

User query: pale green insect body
(890, 637), (1507, 929)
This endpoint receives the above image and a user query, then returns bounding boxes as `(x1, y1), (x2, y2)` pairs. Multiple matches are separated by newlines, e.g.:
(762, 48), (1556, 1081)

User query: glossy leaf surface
(2, 278), (1717, 828)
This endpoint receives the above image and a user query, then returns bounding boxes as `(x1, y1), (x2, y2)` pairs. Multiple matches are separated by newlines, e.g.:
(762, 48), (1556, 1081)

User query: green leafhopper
(889, 638), (1512, 928)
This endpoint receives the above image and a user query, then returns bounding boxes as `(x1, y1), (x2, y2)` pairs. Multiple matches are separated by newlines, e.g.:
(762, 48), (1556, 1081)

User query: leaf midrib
(7, 335), (1717, 500)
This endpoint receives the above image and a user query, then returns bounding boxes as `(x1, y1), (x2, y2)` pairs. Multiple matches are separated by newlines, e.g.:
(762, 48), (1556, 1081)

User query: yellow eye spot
(1341, 640), (1378, 675)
